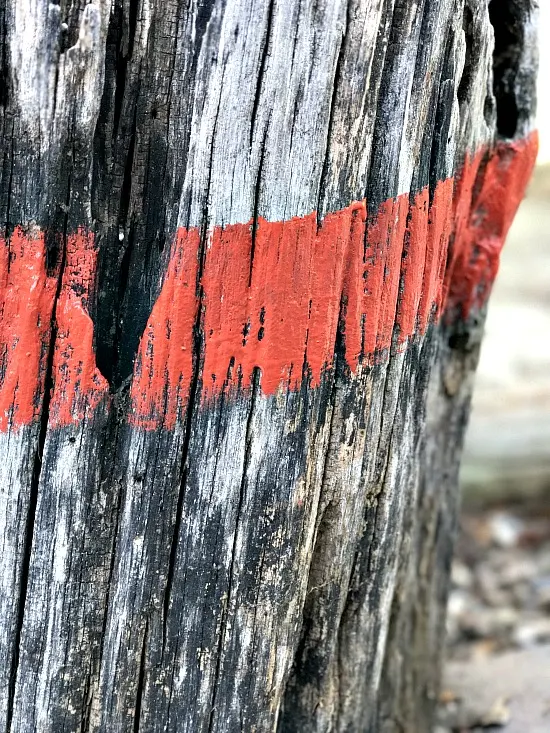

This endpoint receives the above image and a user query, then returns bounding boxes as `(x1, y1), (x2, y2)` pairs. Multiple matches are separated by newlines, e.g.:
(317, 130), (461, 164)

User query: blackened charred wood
(0, 1), (538, 731)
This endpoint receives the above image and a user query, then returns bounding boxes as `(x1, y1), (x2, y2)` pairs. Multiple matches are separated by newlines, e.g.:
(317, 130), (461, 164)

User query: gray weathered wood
(0, 1), (538, 731)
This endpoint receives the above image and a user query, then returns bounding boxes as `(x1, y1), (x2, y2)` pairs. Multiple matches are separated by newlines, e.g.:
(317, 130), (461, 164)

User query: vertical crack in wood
(312, 291), (345, 508)
(80, 664), (93, 733)
(488, 0), (525, 139)
(108, 0), (148, 385)
(457, 3), (475, 108)
(207, 366), (261, 733)
(315, 0), (349, 226)
(161, 65), (226, 651)
(96, 425), (124, 690)
(248, 0), (275, 285)
(112, 221), (136, 385)
(155, 4), (183, 252)
(110, 97), (138, 388)
(249, 119), (269, 287)
(278, 301), (342, 726)
(249, 0), (275, 150)
(161, 432), (192, 653)
(5, 169), (72, 732)
(50, 22), (62, 126)
(113, 0), (137, 142)
(92, 0), (137, 387)
(428, 31), (455, 204)
(132, 619), (148, 733)
(4, 120), (14, 241)
(301, 297), (313, 380)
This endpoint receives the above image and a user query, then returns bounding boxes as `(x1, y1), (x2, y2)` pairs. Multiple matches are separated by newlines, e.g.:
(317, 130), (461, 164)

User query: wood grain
(0, 1), (538, 731)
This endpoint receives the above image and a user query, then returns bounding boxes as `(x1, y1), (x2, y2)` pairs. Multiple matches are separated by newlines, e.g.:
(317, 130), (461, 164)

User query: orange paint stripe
(445, 134), (539, 319)
(0, 133), (538, 432)
(48, 230), (109, 428)
(0, 227), (58, 431)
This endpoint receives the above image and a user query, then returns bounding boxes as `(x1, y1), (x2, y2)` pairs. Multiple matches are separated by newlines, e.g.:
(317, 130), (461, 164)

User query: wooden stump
(0, 1), (538, 731)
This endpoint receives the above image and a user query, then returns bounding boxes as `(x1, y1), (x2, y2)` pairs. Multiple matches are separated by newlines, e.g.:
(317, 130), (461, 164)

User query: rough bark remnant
(0, 1), (538, 731)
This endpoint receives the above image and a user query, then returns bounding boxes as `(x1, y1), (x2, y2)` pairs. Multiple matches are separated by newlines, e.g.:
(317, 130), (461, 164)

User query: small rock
(447, 589), (471, 619)
(452, 560), (474, 589)
(470, 638), (499, 660)
(500, 557), (538, 585)
(439, 689), (459, 704)
(446, 590), (472, 644)
(537, 548), (550, 575)
(476, 564), (512, 608)
(489, 512), (524, 548)
(534, 575), (550, 611)
(459, 605), (518, 640)
(517, 520), (550, 548)
(514, 617), (550, 647)
(480, 696), (511, 727)
(511, 580), (534, 607)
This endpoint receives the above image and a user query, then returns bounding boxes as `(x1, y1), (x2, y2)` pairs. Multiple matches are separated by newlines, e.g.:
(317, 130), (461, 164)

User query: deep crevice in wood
(489, 0), (526, 139)
(109, 100), (139, 389)
(427, 23), (456, 202)
(458, 4), (475, 106)
(49, 29), (61, 125)
(315, 0), (349, 225)
(249, 120), (269, 288)
(278, 300), (344, 728)
(112, 1), (131, 141)
(154, 5), (183, 255)
(249, 0), (275, 150)
(133, 619), (148, 733)
(161, 459), (189, 655)
(3, 120), (14, 240)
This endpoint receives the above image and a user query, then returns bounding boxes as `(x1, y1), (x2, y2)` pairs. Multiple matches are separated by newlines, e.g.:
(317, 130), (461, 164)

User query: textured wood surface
(0, 1), (538, 731)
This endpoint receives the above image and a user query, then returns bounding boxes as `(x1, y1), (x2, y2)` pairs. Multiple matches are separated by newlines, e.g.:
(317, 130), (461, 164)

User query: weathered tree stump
(0, 1), (538, 731)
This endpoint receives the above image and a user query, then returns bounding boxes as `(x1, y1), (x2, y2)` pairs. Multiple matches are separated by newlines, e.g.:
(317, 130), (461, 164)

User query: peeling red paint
(445, 133), (539, 319)
(129, 227), (200, 430)
(49, 229), (109, 428)
(342, 195), (410, 371)
(419, 177), (455, 330)
(130, 132), (537, 429)
(0, 227), (58, 431)
(0, 132), (538, 432)
(200, 205), (358, 395)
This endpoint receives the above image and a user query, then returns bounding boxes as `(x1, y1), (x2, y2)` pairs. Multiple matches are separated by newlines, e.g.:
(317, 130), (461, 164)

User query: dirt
(438, 499), (550, 732)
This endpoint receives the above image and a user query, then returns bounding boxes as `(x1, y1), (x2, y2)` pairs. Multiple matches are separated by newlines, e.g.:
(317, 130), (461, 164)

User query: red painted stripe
(48, 230), (109, 428)
(0, 133), (538, 432)
(0, 227), (58, 431)
(130, 227), (200, 432)
(445, 135), (539, 319)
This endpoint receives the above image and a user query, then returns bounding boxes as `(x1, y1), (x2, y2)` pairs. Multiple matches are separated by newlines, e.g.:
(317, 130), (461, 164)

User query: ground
(439, 501), (550, 732)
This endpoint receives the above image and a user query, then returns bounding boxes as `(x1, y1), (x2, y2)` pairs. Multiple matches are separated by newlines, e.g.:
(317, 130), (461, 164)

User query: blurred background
(439, 7), (550, 732)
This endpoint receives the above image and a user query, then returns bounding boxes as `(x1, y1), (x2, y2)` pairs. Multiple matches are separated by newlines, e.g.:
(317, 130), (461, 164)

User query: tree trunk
(0, 1), (538, 731)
